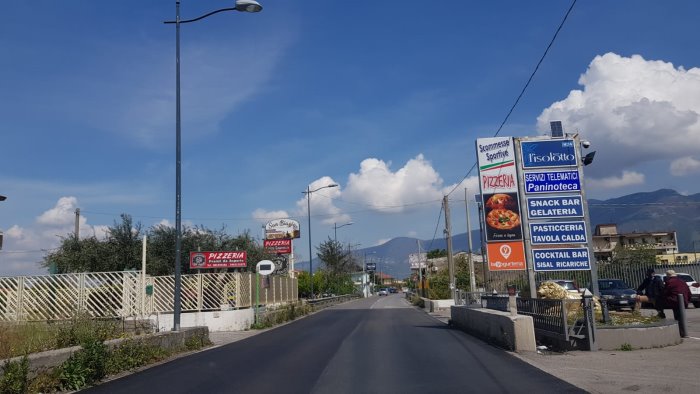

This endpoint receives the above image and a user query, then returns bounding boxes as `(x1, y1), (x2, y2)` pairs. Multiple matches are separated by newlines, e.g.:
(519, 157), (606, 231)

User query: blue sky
(2, 1), (700, 276)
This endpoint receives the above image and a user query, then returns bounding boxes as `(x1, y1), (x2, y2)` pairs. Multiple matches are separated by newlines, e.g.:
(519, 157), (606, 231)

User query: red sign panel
(264, 239), (292, 254)
(189, 251), (247, 269)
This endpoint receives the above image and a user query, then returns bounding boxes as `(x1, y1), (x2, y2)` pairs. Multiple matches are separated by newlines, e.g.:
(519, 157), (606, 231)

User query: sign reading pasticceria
(265, 219), (301, 240)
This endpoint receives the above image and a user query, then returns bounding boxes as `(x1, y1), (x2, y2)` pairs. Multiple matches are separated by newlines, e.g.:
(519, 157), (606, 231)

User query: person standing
(663, 269), (691, 336)
(636, 268), (665, 317)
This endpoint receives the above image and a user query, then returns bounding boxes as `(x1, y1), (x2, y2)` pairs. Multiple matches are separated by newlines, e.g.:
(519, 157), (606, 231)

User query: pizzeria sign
(190, 251), (247, 269)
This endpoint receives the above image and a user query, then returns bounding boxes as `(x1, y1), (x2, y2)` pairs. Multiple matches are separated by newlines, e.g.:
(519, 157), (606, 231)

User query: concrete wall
(0, 327), (209, 379)
(451, 306), (536, 352)
(145, 309), (255, 332)
(421, 298), (454, 312)
(597, 321), (681, 350)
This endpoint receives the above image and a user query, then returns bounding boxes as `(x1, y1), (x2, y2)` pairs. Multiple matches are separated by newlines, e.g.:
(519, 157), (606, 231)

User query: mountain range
(349, 189), (700, 280)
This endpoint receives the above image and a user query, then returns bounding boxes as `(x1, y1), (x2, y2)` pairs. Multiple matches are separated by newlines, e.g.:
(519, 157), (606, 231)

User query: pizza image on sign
(482, 192), (523, 241)
(486, 209), (521, 230)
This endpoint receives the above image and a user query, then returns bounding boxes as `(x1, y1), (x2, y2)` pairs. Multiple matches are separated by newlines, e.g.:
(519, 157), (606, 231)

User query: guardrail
(306, 294), (360, 310)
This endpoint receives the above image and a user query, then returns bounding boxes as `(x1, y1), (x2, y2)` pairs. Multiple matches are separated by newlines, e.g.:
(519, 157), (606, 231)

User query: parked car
(378, 288), (388, 296)
(655, 273), (700, 308)
(388, 287), (398, 294)
(597, 279), (637, 311)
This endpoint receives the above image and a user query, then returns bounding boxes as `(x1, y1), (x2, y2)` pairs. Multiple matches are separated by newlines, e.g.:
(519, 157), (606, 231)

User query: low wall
(597, 321), (681, 350)
(143, 309), (255, 332)
(421, 298), (454, 312)
(451, 306), (536, 352)
(0, 327), (209, 379)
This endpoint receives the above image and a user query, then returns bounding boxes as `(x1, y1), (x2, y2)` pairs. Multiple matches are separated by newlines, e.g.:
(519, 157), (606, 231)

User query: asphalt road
(85, 295), (583, 394)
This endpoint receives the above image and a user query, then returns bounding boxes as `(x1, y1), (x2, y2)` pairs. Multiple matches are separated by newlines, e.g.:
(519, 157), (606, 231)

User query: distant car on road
(378, 288), (388, 296)
(597, 279), (637, 311)
(389, 287), (398, 294)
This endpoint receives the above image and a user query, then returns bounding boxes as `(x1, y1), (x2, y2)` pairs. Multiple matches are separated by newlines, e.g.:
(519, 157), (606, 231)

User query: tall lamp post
(304, 183), (338, 299)
(164, 0), (262, 332)
(333, 222), (353, 241)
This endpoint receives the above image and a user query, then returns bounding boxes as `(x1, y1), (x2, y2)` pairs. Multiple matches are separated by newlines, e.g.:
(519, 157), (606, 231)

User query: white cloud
(537, 53), (700, 175)
(587, 170), (645, 189)
(670, 156), (700, 176)
(295, 176), (349, 225)
(252, 209), (291, 224)
(36, 197), (79, 226)
(375, 238), (391, 246)
(342, 155), (454, 213)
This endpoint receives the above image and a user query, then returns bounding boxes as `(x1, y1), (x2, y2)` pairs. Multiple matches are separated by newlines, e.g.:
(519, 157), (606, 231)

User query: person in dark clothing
(663, 269), (691, 336)
(636, 268), (665, 317)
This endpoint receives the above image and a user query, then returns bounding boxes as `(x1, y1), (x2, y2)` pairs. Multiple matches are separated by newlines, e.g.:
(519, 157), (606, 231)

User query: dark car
(597, 279), (637, 311)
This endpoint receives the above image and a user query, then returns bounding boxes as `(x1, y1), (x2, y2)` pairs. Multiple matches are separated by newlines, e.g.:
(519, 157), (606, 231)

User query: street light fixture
(333, 221), (354, 241)
(164, 0), (262, 332)
(303, 183), (338, 299)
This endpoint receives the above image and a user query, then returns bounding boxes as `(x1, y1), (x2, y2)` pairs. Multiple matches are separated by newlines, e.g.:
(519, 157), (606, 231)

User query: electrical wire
(444, 0), (578, 198)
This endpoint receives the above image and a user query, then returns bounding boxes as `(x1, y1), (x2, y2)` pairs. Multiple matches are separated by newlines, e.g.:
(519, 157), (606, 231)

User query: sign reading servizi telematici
(532, 248), (591, 271)
(524, 170), (581, 194)
(190, 251), (247, 269)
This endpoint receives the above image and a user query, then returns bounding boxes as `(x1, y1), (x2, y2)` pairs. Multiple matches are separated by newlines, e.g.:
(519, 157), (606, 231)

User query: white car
(377, 288), (389, 296)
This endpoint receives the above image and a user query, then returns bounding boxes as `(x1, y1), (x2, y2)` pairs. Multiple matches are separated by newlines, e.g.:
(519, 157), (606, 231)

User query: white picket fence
(0, 271), (298, 322)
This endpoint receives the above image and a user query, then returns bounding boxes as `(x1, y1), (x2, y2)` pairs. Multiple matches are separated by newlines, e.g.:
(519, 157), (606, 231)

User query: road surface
(86, 294), (583, 393)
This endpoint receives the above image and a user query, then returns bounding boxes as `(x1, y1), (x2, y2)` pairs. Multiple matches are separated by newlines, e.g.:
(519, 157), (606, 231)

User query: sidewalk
(434, 304), (700, 393)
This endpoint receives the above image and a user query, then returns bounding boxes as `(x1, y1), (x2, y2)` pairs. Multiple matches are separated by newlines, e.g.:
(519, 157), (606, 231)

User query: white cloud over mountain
(537, 53), (700, 183)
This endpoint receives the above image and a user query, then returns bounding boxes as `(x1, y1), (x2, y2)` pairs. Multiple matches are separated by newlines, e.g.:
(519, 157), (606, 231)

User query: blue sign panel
(527, 196), (584, 219)
(529, 221), (587, 245)
(533, 248), (591, 271)
(521, 139), (577, 168)
(524, 170), (580, 194)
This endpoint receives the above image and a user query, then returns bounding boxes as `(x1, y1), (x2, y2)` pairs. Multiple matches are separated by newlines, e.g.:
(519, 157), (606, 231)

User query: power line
(445, 0), (578, 198)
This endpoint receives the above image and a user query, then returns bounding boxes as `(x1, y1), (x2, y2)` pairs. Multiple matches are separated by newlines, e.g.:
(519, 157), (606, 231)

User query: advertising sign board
(263, 239), (292, 254)
(526, 195), (583, 219)
(365, 262), (376, 271)
(476, 137), (524, 243)
(256, 260), (276, 276)
(524, 170), (581, 194)
(409, 253), (427, 269)
(521, 139), (577, 168)
(265, 219), (300, 240)
(532, 248), (591, 271)
(190, 251), (247, 269)
(486, 241), (526, 271)
(529, 221), (587, 245)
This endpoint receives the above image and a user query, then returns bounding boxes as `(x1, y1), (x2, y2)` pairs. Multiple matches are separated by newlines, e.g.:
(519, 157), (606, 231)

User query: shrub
(106, 340), (170, 374)
(59, 338), (108, 391)
(0, 356), (29, 394)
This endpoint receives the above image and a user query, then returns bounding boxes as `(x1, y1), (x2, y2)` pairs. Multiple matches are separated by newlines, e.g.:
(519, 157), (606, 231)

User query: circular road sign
(256, 260), (275, 276)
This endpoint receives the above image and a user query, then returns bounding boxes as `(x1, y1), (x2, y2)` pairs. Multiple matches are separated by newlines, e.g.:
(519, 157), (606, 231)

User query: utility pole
(74, 208), (80, 239)
(443, 196), (455, 302)
(465, 189), (476, 293)
(417, 239), (424, 297)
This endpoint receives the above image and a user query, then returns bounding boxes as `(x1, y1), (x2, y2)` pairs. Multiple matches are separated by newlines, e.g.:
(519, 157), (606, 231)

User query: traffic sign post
(255, 260), (276, 324)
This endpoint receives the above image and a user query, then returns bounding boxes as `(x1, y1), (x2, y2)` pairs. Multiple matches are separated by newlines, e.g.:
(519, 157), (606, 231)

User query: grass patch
(617, 343), (634, 351)
(0, 356), (29, 394)
(252, 302), (311, 330)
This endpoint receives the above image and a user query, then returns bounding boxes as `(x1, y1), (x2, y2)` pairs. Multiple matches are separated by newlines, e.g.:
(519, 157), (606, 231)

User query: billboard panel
(529, 221), (587, 245)
(521, 139), (577, 168)
(532, 248), (590, 271)
(523, 170), (581, 194)
(526, 195), (583, 219)
(264, 239), (292, 254)
(487, 241), (526, 271)
(190, 251), (247, 269)
(265, 219), (301, 239)
(482, 192), (523, 241)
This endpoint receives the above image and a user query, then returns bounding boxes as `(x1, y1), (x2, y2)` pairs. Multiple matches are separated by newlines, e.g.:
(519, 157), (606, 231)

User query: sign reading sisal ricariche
(190, 251), (247, 269)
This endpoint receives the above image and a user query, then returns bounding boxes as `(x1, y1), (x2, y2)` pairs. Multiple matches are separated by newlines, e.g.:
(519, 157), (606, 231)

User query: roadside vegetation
(0, 318), (211, 393)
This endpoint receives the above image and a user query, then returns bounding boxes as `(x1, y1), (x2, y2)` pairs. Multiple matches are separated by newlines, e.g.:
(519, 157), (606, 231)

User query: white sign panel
(476, 137), (518, 194)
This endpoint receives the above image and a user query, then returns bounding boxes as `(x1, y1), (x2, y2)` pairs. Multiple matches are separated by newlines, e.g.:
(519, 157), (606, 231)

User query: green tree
(315, 238), (360, 295)
(427, 249), (447, 259)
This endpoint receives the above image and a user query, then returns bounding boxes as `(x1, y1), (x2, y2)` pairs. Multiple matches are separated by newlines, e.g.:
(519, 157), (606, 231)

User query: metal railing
(0, 271), (298, 322)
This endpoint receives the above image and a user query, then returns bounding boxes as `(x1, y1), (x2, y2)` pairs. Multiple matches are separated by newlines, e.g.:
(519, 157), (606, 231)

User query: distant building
(592, 224), (679, 262)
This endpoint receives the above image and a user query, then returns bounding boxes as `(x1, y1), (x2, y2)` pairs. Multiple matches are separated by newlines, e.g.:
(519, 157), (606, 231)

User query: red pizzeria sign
(189, 251), (247, 269)
(264, 239), (292, 254)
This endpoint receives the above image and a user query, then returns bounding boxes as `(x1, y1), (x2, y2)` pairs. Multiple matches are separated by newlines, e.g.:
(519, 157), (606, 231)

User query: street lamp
(164, 0), (262, 332)
(333, 221), (354, 241)
(303, 183), (338, 298)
